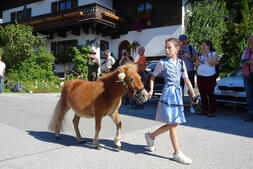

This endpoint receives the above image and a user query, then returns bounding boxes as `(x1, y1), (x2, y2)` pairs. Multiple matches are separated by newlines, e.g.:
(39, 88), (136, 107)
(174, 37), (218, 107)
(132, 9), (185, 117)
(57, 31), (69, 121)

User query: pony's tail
(48, 87), (69, 133)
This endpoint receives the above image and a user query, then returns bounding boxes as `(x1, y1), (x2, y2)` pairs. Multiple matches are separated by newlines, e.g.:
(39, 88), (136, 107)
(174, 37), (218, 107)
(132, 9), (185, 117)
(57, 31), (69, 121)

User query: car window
(147, 63), (157, 70)
(231, 70), (242, 77)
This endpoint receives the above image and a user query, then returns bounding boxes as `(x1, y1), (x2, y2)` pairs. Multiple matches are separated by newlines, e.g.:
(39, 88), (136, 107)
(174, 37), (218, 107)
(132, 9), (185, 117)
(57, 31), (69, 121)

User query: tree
(186, 0), (227, 54)
(220, 0), (253, 75)
(66, 45), (90, 80)
(0, 24), (57, 91)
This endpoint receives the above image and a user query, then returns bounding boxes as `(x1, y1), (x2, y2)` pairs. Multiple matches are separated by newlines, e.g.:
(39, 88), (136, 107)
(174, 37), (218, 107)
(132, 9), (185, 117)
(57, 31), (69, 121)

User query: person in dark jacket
(87, 49), (99, 81)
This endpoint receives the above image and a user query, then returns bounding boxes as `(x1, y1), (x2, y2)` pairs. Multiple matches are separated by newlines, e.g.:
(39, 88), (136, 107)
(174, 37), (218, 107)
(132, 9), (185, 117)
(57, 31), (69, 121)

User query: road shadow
(119, 98), (253, 138)
(27, 131), (173, 161)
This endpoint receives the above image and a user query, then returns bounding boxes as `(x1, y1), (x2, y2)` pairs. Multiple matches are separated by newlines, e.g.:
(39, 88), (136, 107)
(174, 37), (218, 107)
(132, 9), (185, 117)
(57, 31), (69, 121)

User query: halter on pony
(117, 72), (145, 98)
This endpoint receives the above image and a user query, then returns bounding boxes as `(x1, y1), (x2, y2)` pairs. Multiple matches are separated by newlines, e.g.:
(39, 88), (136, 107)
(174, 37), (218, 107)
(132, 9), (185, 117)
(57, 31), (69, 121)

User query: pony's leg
(72, 114), (84, 144)
(93, 115), (102, 149)
(110, 112), (122, 149)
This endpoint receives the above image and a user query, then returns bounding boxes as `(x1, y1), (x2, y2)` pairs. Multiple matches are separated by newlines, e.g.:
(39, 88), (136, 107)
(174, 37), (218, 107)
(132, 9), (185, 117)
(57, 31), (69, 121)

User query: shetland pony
(49, 64), (148, 149)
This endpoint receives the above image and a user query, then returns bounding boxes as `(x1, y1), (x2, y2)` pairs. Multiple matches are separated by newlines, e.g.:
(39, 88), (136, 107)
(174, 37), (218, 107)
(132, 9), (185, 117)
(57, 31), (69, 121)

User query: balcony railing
(6, 3), (124, 30)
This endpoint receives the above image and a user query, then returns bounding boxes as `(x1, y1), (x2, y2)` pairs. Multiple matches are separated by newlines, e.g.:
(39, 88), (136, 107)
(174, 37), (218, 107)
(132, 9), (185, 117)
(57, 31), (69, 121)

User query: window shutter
(71, 0), (78, 8)
(11, 12), (16, 22)
(51, 2), (58, 13)
(27, 8), (32, 19)
(51, 42), (57, 56)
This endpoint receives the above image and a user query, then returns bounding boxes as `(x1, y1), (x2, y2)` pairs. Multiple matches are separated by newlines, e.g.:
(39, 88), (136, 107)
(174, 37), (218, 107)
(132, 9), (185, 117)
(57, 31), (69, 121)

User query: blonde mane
(100, 63), (137, 80)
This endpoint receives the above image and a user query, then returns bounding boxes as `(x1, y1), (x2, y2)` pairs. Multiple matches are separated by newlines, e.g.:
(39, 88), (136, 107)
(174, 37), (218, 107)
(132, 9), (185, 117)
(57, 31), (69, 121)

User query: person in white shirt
(103, 50), (115, 73)
(195, 40), (218, 117)
(0, 55), (6, 93)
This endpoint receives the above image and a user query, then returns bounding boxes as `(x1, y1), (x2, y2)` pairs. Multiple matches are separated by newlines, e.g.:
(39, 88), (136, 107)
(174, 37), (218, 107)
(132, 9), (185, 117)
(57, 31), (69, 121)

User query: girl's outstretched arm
(148, 75), (156, 99)
(184, 77), (198, 103)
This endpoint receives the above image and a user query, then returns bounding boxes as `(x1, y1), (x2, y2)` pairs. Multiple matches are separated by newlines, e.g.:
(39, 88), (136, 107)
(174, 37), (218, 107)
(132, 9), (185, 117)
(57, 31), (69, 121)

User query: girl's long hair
(203, 40), (215, 52)
(165, 38), (185, 72)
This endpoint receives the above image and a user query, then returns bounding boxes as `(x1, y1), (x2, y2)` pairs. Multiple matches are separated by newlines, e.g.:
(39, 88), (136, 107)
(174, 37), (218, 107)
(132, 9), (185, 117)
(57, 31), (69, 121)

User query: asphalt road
(0, 93), (252, 169)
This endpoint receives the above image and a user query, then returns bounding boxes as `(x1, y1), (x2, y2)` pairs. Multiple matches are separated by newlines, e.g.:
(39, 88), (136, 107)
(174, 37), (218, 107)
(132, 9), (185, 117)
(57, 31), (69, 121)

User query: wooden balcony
(4, 3), (129, 39)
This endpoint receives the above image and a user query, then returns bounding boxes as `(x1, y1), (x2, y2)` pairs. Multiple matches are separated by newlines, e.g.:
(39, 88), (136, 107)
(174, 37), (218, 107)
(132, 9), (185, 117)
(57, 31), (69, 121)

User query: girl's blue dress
(155, 58), (186, 124)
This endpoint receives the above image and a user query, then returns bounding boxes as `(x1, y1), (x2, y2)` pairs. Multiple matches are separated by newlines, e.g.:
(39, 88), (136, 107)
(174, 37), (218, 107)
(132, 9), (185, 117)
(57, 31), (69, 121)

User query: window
(137, 0), (152, 16)
(60, 0), (72, 11)
(135, 0), (152, 27)
(100, 40), (109, 56)
(51, 40), (78, 62)
(10, 8), (32, 23)
(51, 0), (78, 13)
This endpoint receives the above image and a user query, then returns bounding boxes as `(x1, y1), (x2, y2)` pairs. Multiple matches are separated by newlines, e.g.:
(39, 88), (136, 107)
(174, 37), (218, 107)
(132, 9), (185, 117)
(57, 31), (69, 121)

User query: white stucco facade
(2, 0), (112, 23)
(44, 24), (182, 60)
(111, 25), (182, 60)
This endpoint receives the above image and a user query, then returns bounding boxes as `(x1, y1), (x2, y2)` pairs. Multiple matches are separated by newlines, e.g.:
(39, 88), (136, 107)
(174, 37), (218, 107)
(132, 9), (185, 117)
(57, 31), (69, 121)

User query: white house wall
(111, 25), (183, 60)
(45, 28), (112, 61)
(2, 0), (112, 23)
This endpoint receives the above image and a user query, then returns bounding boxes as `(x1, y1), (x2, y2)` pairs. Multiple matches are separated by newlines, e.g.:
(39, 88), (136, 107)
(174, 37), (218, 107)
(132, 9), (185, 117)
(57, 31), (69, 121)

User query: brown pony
(48, 64), (148, 149)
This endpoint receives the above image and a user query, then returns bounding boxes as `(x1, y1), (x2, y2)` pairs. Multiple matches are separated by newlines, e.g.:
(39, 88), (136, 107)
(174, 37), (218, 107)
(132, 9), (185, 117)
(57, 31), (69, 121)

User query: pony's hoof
(55, 136), (60, 140)
(95, 145), (101, 150)
(115, 145), (121, 150)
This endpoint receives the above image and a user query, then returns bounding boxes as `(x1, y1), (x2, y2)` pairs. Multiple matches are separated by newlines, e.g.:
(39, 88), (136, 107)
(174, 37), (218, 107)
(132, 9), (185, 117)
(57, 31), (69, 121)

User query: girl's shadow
(27, 131), (173, 161)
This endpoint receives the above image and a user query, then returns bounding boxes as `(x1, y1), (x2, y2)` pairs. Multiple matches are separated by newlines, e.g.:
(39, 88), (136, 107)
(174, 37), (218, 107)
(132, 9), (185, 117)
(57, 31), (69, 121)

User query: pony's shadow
(27, 131), (174, 161)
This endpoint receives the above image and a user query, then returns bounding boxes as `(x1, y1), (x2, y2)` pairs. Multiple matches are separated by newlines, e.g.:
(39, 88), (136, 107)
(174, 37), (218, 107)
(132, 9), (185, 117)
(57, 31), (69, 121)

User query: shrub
(0, 24), (58, 92)
(66, 45), (91, 80)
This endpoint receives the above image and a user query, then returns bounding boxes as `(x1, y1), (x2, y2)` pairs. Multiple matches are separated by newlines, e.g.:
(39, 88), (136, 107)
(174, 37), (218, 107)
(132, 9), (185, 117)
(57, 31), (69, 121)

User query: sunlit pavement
(0, 93), (252, 169)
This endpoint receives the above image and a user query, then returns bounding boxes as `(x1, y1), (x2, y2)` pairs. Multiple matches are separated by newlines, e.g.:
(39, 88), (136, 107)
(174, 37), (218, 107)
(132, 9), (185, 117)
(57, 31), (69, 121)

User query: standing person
(0, 56), (5, 93)
(179, 34), (197, 114)
(102, 50), (115, 73)
(132, 46), (147, 109)
(87, 49), (99, 81)
(196, 40), (218, 117)
(119, 49), (134, 66)
(137, 47), (147, 82)
(145, 38), (198, 165)
(241, 35), (253, 121)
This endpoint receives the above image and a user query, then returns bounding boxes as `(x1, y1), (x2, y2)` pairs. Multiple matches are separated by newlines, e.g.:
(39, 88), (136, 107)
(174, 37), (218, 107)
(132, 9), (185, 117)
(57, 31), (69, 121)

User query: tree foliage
(0, 24), (58, 91)
(186, 0), (227, 55)
(220, 0), (253, 74)
(66, 45), (91, 81)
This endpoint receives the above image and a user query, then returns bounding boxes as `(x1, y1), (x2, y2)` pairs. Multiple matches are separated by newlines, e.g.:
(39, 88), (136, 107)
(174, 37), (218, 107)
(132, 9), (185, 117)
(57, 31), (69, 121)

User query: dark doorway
(118, 40), (130, 59)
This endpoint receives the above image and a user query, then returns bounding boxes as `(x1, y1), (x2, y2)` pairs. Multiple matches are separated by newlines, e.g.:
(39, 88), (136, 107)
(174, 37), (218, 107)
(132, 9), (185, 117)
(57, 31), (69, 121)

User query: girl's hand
(148, 90), (153, 99)
(192, 96), (199, 104)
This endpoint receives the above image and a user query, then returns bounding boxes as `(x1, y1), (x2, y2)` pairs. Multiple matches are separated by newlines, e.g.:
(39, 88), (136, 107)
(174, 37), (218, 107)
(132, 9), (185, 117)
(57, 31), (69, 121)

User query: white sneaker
(190, 106), (195, 114)
(173, 151), (192, 165)
(145, 132), (155, 152)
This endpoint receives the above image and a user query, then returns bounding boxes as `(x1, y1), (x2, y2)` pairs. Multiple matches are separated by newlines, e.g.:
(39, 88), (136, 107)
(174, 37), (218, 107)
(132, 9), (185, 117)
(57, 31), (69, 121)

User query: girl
(195, 40), (218, 117)
(145, 38), (198, 165)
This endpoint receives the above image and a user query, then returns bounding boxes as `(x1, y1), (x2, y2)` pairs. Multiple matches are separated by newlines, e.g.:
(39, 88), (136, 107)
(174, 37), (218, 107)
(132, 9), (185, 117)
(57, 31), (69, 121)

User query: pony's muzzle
(135, 88), (149, 104)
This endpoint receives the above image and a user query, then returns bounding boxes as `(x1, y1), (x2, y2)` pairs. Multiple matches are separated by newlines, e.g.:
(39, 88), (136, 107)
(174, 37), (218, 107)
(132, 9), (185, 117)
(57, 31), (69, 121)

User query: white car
(214, 70), (247, 104)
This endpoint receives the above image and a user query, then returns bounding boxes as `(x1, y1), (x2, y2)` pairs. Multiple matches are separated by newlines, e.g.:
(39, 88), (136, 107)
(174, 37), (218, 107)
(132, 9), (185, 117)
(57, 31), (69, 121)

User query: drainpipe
(182, 0), (186, 34)
(22, 0), (28, 22)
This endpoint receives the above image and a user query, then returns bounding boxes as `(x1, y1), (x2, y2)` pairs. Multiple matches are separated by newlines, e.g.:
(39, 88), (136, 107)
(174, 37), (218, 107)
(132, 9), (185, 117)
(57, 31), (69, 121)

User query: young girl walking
(145, 38), (198, 165)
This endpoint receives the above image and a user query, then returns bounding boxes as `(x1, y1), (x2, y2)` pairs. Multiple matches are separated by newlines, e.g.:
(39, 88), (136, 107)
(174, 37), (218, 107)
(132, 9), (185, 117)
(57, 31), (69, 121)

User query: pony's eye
(128, 78), (134, 82)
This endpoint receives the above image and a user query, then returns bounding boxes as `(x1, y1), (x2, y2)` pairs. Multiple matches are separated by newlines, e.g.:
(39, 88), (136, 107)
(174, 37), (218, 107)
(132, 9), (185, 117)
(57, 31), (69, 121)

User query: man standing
(102, 50), (115, 73)
(0, 55), (6, 93)
(132, 47), (147, 109)
(87, 49), (99, 81)
(179, 34), (197, 113)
